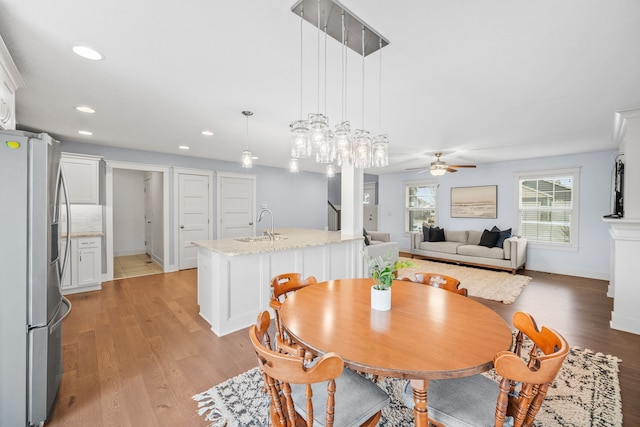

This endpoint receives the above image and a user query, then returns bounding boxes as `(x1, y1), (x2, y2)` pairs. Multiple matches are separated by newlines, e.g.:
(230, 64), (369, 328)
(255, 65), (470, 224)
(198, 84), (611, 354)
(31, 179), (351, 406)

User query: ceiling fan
(406, 152), (477, 176)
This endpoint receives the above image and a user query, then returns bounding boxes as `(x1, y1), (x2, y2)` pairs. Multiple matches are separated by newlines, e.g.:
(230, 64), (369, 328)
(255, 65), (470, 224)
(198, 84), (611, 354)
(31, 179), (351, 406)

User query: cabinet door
(61, 157), (99, 204)
(77, 248), (99, 286)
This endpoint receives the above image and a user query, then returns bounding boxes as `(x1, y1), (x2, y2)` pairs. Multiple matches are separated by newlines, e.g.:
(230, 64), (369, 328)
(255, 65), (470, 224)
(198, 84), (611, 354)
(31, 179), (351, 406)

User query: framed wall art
(451, 185), (497, 218)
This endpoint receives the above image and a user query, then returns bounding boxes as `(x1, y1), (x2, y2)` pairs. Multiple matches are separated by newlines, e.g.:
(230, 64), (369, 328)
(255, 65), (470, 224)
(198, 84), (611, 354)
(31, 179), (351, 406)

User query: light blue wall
(61, 141), (328, 266)
(378, 150), (617, 280)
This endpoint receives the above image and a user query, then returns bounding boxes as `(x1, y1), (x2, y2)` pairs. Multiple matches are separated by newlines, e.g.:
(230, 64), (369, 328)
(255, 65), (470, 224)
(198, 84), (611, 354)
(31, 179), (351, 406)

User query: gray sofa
(363, 231), (399, 273)
(411, 229), (527, 274)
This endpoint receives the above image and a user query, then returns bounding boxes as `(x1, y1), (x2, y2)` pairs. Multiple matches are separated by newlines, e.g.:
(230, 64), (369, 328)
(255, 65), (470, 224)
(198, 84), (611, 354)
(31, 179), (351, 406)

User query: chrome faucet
(257, 208), (274, 240)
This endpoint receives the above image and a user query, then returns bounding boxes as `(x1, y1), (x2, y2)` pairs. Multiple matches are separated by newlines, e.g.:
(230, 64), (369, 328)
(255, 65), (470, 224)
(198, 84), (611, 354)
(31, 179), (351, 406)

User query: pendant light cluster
(288, 0), (389, 175)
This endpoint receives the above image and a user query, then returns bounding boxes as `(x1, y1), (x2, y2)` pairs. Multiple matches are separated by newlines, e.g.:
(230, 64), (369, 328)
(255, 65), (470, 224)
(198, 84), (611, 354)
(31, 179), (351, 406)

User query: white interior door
(363, 183), (378, 230)
(144, 176), (152, 256)
(217, 173), (256, 239)
(178, 173), (210, 269)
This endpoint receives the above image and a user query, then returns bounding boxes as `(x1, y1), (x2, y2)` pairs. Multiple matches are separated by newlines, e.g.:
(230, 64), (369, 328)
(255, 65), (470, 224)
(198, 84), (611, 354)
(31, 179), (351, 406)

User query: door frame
(216, 171), (256, 239)
(104, 161), (171, 281)
(173, 167), (214, 270)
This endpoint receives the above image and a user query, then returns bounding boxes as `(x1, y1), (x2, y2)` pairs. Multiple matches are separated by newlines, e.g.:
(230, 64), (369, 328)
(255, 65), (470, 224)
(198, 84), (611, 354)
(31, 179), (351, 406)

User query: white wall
(378, 150), (617, 280)
(113, 169), (146, 256)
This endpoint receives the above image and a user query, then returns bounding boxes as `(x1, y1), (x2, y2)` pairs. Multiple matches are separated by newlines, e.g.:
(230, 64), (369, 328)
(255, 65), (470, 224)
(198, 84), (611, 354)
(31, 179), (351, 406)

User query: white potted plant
(365, 252), (395, 311)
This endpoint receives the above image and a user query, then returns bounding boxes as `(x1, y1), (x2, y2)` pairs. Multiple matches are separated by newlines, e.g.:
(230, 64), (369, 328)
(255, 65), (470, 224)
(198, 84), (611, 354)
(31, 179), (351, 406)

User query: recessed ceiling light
(178, 145), (190, 150)
(78, 130), (93, 136)
(201, 130), (214, 136)
(75, 106), (95, 114)
(72, 46), (103, 61)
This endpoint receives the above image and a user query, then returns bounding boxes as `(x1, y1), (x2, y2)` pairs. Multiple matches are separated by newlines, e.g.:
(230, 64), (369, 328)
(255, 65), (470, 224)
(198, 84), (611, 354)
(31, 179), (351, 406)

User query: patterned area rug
(396, 257), (531, 304)
(193, 345), (622, 426)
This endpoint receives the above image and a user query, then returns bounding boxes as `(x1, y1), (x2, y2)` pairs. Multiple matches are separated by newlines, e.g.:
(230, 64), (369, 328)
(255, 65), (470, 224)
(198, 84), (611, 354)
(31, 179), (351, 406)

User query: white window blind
(516, 169), (579, 248)
(404, 181), (437, 232)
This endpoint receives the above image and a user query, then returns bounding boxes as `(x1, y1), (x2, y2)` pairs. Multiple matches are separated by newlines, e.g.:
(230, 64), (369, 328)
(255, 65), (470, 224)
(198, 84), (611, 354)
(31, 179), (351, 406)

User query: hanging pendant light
(289, 157), (300, 173)
(372, 38), (389, 167)
(354, 27), (371, 169)
(290, 9), (310, 158)
(308, 0), (330, 158)
(241, 110), (253, 168)
(326, 164), (335, 177)
(333, 11), (352, 167)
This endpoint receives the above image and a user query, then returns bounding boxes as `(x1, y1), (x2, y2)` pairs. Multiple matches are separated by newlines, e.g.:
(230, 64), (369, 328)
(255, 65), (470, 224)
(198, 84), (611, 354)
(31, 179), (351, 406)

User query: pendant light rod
(299, 9), (304, 119)
(316, 0), (321, 113)
(378, 37), (382, 131)
(290, 0), (388, 57)
(361, 26), (365, 129)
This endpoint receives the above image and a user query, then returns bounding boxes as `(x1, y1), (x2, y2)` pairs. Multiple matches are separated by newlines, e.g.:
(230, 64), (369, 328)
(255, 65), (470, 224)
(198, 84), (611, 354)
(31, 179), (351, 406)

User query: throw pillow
(363, 228), (370, 246)
(479, 229), (500, 247)
(429, 227), (446, 242)
(491, 226), (512, 248)
(422, 225), (431, 242)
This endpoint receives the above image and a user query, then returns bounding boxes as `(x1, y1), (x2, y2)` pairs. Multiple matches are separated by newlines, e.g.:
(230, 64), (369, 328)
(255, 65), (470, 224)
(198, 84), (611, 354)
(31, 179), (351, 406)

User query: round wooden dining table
(280, 278), (513, 427)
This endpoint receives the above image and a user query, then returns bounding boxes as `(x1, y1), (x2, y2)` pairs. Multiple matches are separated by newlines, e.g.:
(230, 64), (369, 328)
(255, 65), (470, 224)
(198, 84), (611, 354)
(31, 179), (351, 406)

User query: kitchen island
(193, 227), (363, 336)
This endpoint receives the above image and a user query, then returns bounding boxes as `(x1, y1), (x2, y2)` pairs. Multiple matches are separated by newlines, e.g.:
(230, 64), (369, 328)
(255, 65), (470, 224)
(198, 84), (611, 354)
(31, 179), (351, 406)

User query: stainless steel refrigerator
(0, 130), (72, 426)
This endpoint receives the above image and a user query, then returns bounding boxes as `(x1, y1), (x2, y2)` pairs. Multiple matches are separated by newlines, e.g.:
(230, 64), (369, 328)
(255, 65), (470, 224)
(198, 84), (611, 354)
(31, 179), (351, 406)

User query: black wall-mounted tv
(614, 159), (624, 217)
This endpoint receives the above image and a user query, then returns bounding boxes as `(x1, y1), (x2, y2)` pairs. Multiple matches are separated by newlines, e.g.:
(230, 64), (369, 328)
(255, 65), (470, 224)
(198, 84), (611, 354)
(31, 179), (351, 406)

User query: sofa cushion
(467, 230), (483, 245)
(444, 230), (468, 244)
(457, 244), (505, 260)
(429, 227), (446, 242)
(418, 241), (464, 255)
(478, 230), (500, 247)
(491, 226), (512, 248)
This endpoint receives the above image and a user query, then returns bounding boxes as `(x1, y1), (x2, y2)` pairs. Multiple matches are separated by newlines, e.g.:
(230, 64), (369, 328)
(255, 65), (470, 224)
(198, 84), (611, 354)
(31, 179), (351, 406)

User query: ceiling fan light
(430, 168), (446, 176)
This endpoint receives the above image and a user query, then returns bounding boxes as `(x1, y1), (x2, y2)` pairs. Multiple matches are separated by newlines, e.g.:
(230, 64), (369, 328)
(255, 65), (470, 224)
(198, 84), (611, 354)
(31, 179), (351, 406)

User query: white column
(340, 163), (364, 236)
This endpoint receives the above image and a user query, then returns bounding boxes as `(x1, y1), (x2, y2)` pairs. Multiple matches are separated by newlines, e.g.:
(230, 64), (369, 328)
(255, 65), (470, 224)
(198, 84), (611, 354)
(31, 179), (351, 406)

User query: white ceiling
(1, 0), (639, 174)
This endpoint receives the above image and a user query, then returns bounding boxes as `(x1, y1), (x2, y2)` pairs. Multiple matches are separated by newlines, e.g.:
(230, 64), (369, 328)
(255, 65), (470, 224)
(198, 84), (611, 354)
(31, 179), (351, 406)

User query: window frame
(403, 179), (438, 234)
(513, 167), (580, 252)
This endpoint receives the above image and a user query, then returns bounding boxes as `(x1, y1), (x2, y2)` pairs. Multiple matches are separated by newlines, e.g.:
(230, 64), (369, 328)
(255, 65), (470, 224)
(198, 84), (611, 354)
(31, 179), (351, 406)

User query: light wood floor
(113, 254), (163, 279)
(47, 269), (639, 426)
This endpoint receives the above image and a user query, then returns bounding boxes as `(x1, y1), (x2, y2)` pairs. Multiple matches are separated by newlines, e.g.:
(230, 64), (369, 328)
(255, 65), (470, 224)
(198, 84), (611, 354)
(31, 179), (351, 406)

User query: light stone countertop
(61, 232), (104, 238)
(193, 227), (363, 256)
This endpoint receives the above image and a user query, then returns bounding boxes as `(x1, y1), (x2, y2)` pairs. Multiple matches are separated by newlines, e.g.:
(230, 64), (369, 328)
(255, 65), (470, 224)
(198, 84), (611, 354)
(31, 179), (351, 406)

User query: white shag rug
(396, 257), (531, 304)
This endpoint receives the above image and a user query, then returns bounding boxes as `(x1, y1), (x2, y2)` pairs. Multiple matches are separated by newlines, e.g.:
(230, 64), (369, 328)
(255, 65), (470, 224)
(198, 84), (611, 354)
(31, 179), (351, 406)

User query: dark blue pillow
(422, 225), (431, 242)
(479, 229), (500, 247)
(491, 226), (512, 248)
(429, 227), (446, 242)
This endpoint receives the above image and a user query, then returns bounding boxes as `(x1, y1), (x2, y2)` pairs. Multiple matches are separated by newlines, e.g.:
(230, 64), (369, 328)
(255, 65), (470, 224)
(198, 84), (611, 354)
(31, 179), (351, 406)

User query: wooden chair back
(493, 312), (570, 427)
(249, 311), (382, 427)
(402, 272), (468, 296)
(269, 273), (317, 346)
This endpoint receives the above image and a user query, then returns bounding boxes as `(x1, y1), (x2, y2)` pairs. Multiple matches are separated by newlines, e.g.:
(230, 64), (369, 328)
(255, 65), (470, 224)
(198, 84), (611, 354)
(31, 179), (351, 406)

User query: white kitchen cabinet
(62, 236), (102, 295)
(0, 35), (24, 130)
(61, 154), (103, 204)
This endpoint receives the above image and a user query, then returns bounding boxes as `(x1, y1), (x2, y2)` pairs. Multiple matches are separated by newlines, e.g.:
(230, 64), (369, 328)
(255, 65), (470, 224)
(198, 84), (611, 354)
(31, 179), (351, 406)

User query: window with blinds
(517, 169), (579, 248)
(404, 181), (437, 232)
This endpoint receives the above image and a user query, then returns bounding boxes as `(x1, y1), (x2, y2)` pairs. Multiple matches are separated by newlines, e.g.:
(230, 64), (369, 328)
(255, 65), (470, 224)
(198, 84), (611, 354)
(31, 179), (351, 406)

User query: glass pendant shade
(290, 119), (310, 158)
(289, 157), (299, 173)
(241, 150), (253, 168)
(372, 135), (389, 167)
(308, 113), (329, 155)
(430, 168), (446, 176)
(353, 129), (372, 169)
(316, 129), (333, 163)
(326, 164), (335, 177)
(333, 121), (352, 166)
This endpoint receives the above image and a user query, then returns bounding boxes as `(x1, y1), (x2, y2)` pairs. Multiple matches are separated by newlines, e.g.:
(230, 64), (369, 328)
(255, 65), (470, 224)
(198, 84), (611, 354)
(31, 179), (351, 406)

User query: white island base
(195, 228), (363, 336)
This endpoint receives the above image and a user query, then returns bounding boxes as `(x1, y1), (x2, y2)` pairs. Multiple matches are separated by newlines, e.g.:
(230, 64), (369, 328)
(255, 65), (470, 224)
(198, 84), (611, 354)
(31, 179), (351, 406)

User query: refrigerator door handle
(50, 297), (71, 331)
(59, 168), (71, 285)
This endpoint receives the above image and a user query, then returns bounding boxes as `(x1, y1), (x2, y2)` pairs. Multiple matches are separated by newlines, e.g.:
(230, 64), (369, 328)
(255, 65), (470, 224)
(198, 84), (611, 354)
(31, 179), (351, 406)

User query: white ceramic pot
(371, 286), (391, 311)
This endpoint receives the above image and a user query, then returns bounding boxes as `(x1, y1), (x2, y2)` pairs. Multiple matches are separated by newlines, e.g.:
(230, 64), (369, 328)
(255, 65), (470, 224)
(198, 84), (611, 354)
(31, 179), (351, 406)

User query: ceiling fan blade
(405, 166), (429, 171)
(448, 164), (477, 168)
(446, 167), (458, 173)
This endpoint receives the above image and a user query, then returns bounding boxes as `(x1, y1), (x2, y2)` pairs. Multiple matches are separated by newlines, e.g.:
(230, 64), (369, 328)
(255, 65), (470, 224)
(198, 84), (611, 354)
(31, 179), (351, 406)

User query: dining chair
(269, 273), (317, 352)
(402, 272), (468, 296)
(249, 311), (390, 427)
(405, 311), (569, 427)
